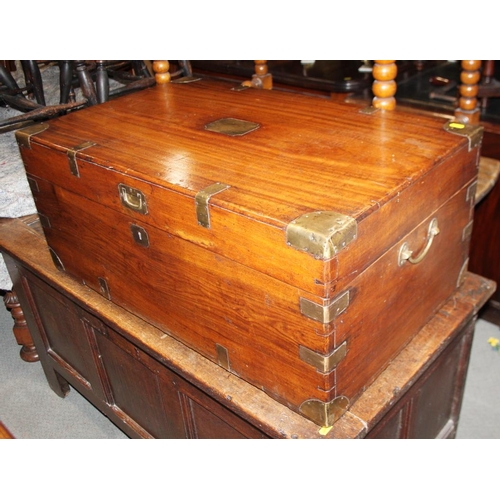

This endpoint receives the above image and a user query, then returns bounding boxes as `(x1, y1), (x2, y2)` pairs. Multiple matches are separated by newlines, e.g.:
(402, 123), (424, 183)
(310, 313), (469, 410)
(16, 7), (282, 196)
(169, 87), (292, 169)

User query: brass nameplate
(299, 290), (350, 324)
(299, 396), (350, 427)
(195, 182), (231, 229)
(286, 211), (357, 260)
(359, 106), (379, 115)
(205, 118), (260, 137)
(67, 141), (97, 177)
(15, 123), (49, 149)
(299, 342), (347, 373)
(444, 121), (484, 151)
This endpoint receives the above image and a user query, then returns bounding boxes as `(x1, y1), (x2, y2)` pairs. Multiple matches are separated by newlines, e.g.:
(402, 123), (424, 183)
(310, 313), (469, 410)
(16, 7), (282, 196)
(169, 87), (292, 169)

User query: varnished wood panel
(0, 218), (495, 438)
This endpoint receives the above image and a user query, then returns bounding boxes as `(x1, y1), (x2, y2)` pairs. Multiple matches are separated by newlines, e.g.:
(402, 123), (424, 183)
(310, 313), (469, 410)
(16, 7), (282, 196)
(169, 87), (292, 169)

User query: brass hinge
(443, 121), (483, 151)
(67, 141), (96, 177)
(195, 182), (231, 229)
(15, 123), (49, 149)
(299, 342), (347, 374)
(299, 396), (350, 427)
(286, 211), (357, 260)
(300, 290), (350, 324)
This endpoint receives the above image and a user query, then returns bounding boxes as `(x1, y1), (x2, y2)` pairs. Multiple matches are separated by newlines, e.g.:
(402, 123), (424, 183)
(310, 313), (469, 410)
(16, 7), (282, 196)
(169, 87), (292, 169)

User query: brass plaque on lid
(205, 118), (260, 137)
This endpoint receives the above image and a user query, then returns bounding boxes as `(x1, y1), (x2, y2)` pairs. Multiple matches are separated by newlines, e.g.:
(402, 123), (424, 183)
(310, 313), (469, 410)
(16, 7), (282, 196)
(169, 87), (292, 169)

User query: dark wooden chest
(16, 78), (483, 426)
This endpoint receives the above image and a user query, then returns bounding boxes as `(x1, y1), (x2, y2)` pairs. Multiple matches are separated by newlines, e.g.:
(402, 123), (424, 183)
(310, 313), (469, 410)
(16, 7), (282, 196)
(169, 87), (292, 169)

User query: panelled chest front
(16, 78), (482, 426)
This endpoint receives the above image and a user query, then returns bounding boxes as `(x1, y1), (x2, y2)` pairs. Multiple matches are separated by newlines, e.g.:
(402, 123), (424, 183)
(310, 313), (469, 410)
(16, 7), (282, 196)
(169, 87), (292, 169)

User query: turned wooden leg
(20, 60), (46, 106)
(455, 60), (481, 125)
(131, 60), (152, 78)
(95, 60), (109, 104)
(3, 290), (39, 363)
(372, 60), (397, 110)
(58, 60), (74, 104)
(75, 60), (98, 105)
(153, 61), (171, 84)
(242, 60), (273, 90)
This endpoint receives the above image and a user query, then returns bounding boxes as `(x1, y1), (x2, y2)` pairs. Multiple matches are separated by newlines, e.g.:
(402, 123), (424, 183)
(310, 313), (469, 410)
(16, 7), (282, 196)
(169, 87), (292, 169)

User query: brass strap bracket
(195, 182), (231, 229)
(15, 123), (49, 149)
(67, 141), (97, 177)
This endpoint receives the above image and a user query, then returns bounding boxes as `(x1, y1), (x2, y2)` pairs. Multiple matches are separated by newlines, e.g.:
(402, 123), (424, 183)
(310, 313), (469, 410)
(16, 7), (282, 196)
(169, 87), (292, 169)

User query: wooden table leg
(3, 290), (39, 363)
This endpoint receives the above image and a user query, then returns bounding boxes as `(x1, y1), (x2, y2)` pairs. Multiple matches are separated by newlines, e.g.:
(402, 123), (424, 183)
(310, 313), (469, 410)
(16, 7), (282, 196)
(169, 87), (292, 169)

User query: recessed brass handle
(118, 183), (148, 215)
(399, 218), (440, 266)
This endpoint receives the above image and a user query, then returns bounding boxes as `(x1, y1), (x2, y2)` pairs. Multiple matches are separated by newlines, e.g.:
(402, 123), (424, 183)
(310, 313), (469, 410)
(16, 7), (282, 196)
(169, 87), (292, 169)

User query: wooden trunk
(15, 78), (483, 426)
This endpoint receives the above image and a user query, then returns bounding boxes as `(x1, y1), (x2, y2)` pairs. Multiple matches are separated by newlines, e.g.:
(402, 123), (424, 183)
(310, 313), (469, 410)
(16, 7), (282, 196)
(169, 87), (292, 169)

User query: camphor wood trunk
(16, 78), (482, 426)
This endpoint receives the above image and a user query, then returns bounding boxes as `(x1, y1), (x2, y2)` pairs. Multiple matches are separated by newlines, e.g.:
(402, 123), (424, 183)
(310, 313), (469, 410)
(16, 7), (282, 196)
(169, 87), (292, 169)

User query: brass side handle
(399, 218), (440, 266)
(118, 183), (148, 215)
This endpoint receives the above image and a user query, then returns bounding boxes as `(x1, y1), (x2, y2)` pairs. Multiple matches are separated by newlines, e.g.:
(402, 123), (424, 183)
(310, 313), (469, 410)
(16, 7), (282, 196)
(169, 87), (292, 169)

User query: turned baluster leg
(243, 60), (273, 90)
(95, 60), (109, 104)
(58, 60), (74, 104)
(479, 60), (494, 109)
(3, 291), (39, 363)
(372, 60), (397, 110)
(178, 60), (193, 77)
(131, 60), (152, 78)
(153, 61), (171, 84)
(455, 60), (481, 125)
(74, 60), (98, 105)
(20, 60), (46, 106)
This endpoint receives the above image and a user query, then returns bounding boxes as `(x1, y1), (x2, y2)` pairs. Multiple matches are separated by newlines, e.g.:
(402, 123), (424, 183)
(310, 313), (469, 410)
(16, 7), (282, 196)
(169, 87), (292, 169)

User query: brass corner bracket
(443, 121), (483, 151)
(15, 123), (49, 149)
(299, 396), (350, 427)
(286, 211), (357, 260)
(299, 290), (350, 324)
(299, 342), (347, 374)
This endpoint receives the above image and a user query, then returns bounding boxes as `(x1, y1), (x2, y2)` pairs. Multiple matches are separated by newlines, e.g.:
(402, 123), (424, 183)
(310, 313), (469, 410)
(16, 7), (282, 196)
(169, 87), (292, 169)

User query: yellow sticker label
(319, 426), (333, 436)
(449, 122), (465, 129)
